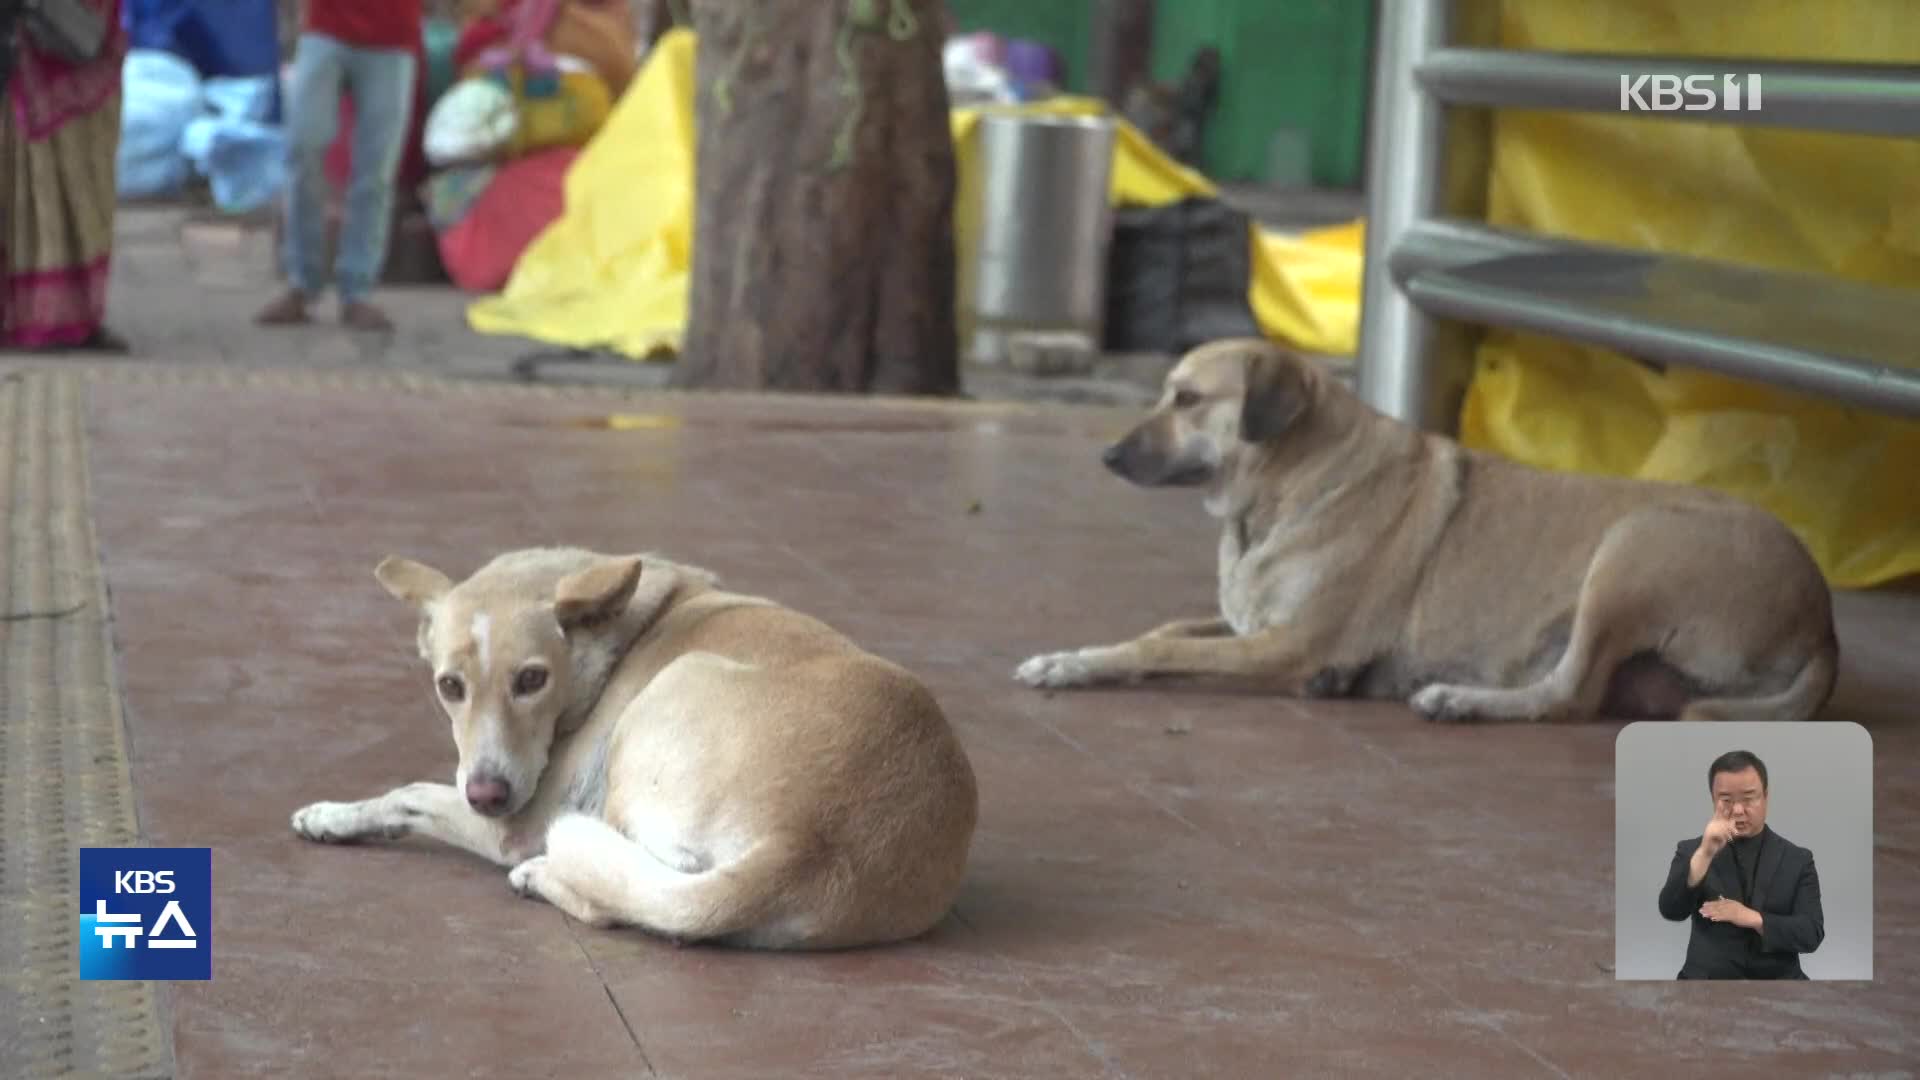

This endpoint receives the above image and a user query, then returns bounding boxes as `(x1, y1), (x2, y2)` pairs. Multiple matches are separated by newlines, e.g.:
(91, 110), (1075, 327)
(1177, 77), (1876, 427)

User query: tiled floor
(70, 372), (1920, 1077)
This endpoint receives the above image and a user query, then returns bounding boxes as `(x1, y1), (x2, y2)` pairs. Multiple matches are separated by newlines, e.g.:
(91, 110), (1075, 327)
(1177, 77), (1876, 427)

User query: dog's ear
(554, 556), (645, 630)
(374, 556), (453, 609)
(1238, 346), (1309, 444)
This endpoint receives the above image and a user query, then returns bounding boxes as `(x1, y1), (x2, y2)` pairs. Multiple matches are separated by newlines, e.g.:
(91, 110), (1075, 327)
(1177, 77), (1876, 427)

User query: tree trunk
(633, 0), (679, 51)
(1088, 0), (1157, 105)
(676, 0), (960, 395)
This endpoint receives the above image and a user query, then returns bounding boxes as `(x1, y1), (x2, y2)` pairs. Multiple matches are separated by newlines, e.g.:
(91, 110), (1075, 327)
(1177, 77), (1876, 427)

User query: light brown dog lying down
(1016, 339), (1838, 723)
(293, 548), (979, 949)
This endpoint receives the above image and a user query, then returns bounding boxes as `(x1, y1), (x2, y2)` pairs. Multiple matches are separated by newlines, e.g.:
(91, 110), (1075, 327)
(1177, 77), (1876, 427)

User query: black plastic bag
(1103, 196), (1263, 354)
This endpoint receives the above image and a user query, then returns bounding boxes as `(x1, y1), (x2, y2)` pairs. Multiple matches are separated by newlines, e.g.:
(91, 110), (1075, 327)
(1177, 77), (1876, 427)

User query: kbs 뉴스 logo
(78, 847), (212, 981)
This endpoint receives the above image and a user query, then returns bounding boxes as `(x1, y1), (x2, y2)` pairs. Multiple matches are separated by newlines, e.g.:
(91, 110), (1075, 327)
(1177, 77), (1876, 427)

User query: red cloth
(437, 147), (578, 292)
(2, 257), (112, 348)
(6, 0), (128, 140)
(452, 11), (514, 72)
(307, 0), (425, 52)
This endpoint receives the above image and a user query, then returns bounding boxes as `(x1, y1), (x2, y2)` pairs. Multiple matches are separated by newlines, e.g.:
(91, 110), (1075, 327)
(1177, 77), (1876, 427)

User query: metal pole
(1355, 0), (1456, 430)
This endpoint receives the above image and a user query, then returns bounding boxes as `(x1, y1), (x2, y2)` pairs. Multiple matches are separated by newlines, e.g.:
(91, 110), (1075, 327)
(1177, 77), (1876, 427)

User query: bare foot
(340, 299), (394, 332)
(255, 290), (312, 326)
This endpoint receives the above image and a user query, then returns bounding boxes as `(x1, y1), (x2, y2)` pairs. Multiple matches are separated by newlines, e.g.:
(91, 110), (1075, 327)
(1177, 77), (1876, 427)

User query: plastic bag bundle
(116, 48), (202, 198)
(179, 74), (285, 212)
(424, 78), (520, 167)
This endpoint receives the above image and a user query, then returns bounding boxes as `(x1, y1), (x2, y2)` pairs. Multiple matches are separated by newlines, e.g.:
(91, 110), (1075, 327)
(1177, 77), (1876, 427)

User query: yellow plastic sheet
(467, 29), (1364, 362)
(467, 29), (699, 359)
(1460, 0), (1920, 588)
(1253, 219), (1364, 363)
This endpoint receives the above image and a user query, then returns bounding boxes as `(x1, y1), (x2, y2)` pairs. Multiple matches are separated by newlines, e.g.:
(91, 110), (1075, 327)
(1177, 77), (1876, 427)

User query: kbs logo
(1619, 74), (1763, 113)
(79, 848), (212, 981)
(114, 870), (176, 893)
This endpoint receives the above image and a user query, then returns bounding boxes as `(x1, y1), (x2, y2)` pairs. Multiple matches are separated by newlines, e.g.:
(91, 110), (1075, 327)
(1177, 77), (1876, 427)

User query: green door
(1151, 0), (1373, 187)
(943, 0), (1373, 188)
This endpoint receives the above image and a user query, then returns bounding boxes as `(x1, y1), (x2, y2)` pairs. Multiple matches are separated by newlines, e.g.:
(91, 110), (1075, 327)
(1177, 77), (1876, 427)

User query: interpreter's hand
(1701, 808), (1736, 856)
(1700, 898), (1762, 931)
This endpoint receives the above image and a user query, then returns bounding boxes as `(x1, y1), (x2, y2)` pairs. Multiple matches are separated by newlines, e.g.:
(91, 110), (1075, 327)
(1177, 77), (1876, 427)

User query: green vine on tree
(709, 2), (770, 120)
(828, 0), (920, 171)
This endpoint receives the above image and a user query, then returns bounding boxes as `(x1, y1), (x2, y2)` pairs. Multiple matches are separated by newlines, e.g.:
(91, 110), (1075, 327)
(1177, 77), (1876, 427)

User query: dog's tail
(541, 813), (812, 946)
(1678, 635), (1839, 723)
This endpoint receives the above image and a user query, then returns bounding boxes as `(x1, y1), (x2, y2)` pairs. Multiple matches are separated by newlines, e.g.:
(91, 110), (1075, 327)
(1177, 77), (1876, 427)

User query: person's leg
(259, 33), (348, 325)
(79, 92), (128, 352)
(334, 44), (418, 330)
(4, 87), (127, 351)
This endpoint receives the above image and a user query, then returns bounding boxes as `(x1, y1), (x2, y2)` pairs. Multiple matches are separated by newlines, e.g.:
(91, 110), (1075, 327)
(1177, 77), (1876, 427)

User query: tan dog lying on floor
(1015, 339), (1838, 723)
(292, 547), (979, 949)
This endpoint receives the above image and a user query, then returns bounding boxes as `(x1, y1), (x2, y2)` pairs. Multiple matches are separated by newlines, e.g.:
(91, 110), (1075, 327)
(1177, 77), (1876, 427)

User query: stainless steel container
(957, 112), (1118, 366)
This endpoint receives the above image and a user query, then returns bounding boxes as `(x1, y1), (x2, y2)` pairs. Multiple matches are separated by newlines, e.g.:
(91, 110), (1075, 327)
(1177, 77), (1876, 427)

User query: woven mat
(0, 371), (169, 1079)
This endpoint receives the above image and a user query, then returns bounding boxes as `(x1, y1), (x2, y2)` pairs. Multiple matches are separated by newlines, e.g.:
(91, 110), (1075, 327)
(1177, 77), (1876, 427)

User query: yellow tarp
(466, 28), (1363, 362)
(1459, 0), (1920, 588)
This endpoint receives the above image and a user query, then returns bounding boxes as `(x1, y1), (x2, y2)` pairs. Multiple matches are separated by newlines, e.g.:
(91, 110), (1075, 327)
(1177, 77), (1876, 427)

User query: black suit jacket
(1657, 826), (1824, 980)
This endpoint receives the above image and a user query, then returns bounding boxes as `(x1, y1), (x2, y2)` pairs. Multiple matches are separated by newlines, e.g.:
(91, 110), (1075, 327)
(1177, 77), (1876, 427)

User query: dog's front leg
(1142, 616), (1235, 640)
(1015, 625), (1321, 691)
(291, 783), (523, 867)
(1015, 615), (1229, 687)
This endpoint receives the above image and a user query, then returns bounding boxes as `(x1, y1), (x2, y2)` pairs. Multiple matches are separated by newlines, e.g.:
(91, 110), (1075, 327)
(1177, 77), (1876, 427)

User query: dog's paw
(508, 856), (550, 899)
(292, 801), (362, 843)
(1014, 650), (1102, 690)
(508, 856), (610, 926)
(292, 799), (407, 843)
(1410, 683), (1478, 724)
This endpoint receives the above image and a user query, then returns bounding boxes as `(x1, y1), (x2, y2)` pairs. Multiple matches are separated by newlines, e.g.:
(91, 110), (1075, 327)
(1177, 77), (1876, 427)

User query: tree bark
(633, 0), (679, 51)
(676, 0), (960, 395)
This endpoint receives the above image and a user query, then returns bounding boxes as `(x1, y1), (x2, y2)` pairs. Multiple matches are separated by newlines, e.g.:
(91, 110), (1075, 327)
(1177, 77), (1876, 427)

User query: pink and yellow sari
(2, 0), (128, 348)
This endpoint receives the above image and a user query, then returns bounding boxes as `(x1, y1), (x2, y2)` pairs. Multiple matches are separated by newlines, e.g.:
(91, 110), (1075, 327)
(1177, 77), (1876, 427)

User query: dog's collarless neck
(556, 572), (695, 731)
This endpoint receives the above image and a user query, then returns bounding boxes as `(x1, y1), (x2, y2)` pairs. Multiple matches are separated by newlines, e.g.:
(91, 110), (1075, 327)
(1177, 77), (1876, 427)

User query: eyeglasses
(1716, 793), (1764, 810)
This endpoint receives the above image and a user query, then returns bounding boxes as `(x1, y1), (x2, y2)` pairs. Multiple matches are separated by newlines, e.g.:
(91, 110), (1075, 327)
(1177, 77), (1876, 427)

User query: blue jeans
(280, 33), (416, 304)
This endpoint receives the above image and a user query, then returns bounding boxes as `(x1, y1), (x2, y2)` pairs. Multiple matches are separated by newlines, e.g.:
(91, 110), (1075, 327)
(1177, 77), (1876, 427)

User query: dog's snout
(465, 774), (512, 815)
(1101, 440), (1128, 474)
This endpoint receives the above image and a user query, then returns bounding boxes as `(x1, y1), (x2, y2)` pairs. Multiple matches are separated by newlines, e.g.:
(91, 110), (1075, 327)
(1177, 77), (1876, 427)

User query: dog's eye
(512, 666), (549, 697)
(1172, 389), (1201, 409)
(436, 674), (466, 703)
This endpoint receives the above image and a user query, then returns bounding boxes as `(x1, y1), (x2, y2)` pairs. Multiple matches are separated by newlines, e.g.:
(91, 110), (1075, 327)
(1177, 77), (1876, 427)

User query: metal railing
(1354, 0), (1920, 431)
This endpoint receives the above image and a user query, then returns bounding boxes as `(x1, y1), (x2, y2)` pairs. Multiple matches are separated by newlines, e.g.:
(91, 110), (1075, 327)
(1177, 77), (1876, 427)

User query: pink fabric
(2, 254), (113, 347)
(451, 9), (512, 74)
(8, 0), (129, 141)
(471, 0), (561, 74)
(436, 146), (577, 292)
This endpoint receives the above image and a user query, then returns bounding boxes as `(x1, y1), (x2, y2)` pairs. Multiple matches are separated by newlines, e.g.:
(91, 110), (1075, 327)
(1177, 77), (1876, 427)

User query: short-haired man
(1657, 750), (1825, 979)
